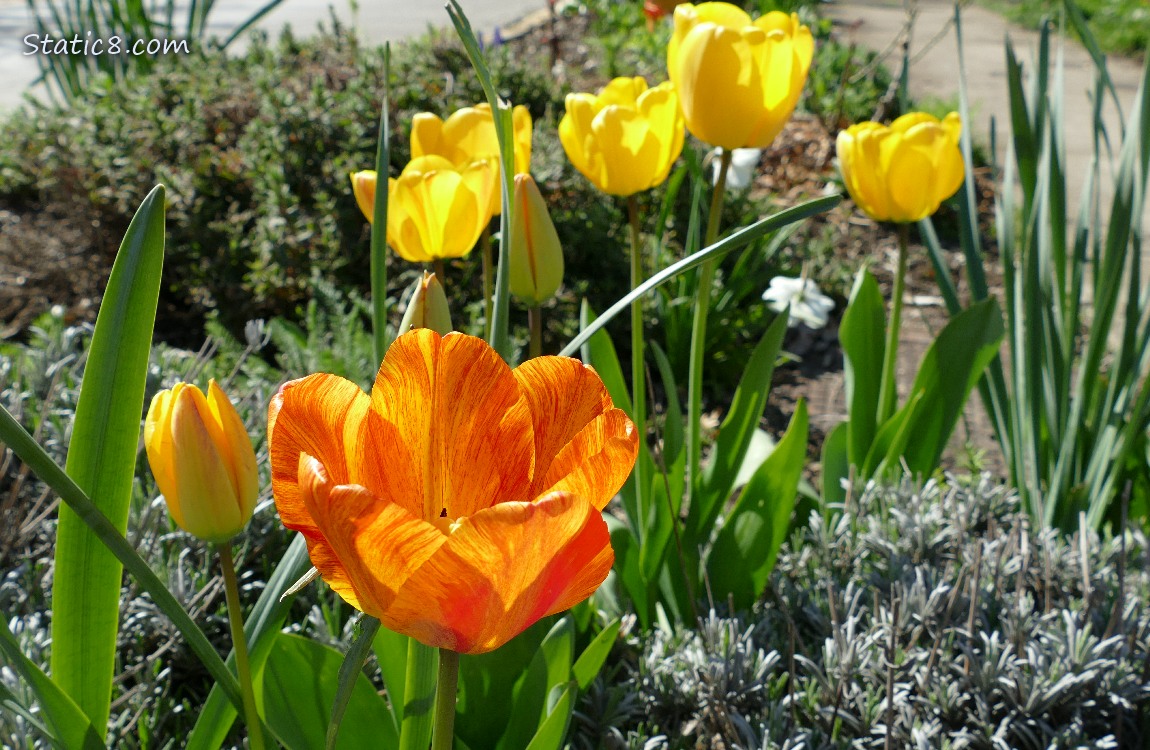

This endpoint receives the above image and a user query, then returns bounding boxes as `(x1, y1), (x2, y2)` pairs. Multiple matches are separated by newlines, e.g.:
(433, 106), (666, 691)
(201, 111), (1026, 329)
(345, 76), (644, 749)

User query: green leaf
(898, 298), (1005, 477)
(523, 685), (575, 750)
(51, 184), (165, 730)
(572, 619), (621, 691)
(327, 617), (383, 749)
(187, 534), (312, 750)
(0, 617), (106, 750)
(372, 627), (410, 731)
(707, 400), (808, 612)
(694, 311), (789, 543)
(398, 641), (437, 750)
(497, 618), (573, 750)
(454, 619), (550, 749)
(263, 633), (397, 750)
(839, 270), (886, 468)
(606, 517), (651, 627)
(370, 43), (392, 366)
(820, 421), (850, 512)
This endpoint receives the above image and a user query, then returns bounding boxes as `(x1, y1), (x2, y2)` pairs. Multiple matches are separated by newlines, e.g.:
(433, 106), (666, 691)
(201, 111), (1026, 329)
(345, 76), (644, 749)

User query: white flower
(711, 147), (762, 191)
(762, 276), (834, 329)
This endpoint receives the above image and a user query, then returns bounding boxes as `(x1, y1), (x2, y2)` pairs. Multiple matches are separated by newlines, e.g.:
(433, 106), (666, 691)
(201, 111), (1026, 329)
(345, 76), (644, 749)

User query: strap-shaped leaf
(707, 400), (808, 612)
(0, 617), (106, 750)
(51, 185), (165, 730)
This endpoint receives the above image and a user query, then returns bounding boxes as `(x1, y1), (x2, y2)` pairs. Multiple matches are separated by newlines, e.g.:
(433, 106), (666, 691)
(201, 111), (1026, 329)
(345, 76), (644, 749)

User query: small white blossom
(762, 276), (834, 329)
(711, 147), (762, 191)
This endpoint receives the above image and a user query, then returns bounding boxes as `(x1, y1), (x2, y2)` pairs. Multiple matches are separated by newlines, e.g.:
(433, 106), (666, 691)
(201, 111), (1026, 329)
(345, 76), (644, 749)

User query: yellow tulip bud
(836, 112), (965, 223)
(144, 380), (258, 543)
(411, 103), (532, 216)
(667, 3), (813, 150)
(509, 174), (564, 305)
(559, 77), (685, 197)
(350, 170), (378, 223)
(387, 156), (494, 262)
(399, 271), (453, 334)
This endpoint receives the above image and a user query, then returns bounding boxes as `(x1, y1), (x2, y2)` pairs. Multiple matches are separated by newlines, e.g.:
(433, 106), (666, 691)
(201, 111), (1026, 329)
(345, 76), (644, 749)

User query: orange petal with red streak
(382, 491), (613, 653)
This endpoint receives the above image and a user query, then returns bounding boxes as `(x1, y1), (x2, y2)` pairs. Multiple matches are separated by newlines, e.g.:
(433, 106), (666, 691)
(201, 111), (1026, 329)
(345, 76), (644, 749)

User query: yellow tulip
(559, 76), (685, 197)
(667, 3), (813, 150)
(363, 155), (493, 263)
(144, 380), (259, 543)
(509, 174), (564, 305)
(399, 271), (453, 334)
(836, 112), (965, 223)
(411, 103), (532, 216)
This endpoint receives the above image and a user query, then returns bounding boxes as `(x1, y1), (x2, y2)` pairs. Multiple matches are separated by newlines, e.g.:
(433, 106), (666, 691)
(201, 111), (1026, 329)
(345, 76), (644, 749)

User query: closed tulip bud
(509, 174), (564, 305)
(144, 380), (259, 542)
(559, 76), (685, 197)
(836, 112), (964, 223)
(399, 271), (453, 334)
(667, 3), (813, 150)
(350, 170), (378, 222)
(411, 103), (532, 217)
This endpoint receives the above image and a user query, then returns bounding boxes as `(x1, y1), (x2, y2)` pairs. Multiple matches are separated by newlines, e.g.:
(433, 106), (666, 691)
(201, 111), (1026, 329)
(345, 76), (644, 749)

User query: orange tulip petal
(370, 330), (535, 521)
(298, 455), (447, 616)
(268, 373), (371, 535)
(383, 491), (613, 653)
(512, 356), (615, 494)
(532, 408), (638, 510)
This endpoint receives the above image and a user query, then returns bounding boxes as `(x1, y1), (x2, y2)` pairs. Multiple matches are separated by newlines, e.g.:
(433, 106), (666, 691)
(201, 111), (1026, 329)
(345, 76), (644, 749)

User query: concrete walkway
(0, 0), (545, 112)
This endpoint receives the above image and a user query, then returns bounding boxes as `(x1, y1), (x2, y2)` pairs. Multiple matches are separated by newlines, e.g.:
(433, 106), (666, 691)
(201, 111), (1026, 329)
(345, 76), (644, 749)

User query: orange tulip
(267, 330), (638, 654)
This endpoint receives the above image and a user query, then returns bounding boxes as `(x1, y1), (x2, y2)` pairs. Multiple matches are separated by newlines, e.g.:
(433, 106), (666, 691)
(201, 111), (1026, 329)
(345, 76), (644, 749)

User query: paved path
(0, 0), (545, 112)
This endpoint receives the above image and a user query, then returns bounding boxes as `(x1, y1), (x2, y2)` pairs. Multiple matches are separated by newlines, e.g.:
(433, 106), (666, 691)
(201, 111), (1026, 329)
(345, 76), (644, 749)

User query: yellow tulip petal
(370, 330), (535, 522)
(144, 386), (181, 524)
(410, 112), (446, 160)
(350, 171), (377, 223)
(207, 379), (259, 520)
(383, 491), (613, 654)
(170, 386), (243, 541)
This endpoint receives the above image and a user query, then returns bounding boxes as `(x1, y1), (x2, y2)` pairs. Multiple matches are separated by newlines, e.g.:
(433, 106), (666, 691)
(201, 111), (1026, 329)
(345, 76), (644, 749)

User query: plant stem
(481, 226), (493, 340)
(433, 259), (447, 289)
(877, 223), (909, 424)
(687, 149), (732, 494)
(431, 649), (460, 750)
(627, 194), (648, 528)
(529, 305), (543, 358)
(217, 543), (264, 750)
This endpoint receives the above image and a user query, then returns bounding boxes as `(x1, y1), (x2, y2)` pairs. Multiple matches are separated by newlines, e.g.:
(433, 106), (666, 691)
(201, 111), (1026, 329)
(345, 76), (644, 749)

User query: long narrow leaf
(0, 618), (106, 750)
(370, 45), (392, 367)
(51, 185), (165, 730)
(327, 617), (383, 750)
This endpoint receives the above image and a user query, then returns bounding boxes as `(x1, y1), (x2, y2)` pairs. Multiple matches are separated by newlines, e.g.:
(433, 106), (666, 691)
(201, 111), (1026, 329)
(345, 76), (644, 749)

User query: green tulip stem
(687, 148), (732, 493)
(877, 223), (910, 424)
(627, 194), (648, 525)
(217, 543), (264, 750)
(529, 304), (543, 358)
(433, 259), (447, 290)
(431, 648), (460, 750)
(480, 226), (493, 339)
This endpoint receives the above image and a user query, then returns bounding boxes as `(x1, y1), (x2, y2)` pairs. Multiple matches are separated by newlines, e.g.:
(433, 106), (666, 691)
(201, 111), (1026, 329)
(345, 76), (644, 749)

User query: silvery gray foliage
(576, 475), (1150, 749)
